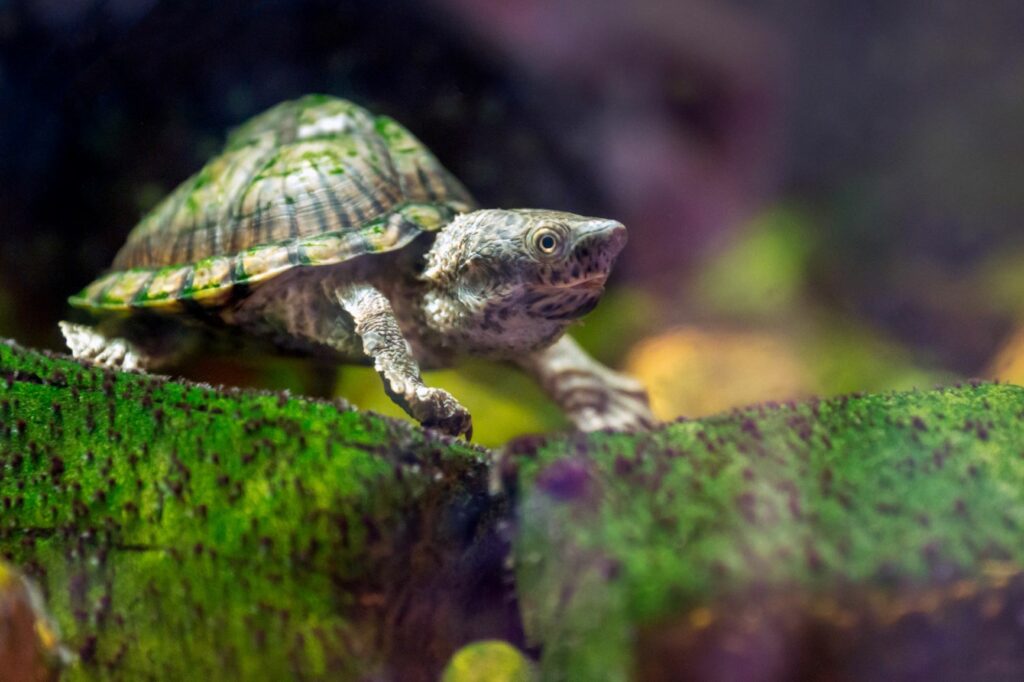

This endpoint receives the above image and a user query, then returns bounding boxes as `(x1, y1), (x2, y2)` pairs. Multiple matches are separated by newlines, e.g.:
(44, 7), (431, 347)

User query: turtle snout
(583, 219), (626, 252)
(573, 219), (627, 274)
(608, 222), (627, 258)
(578, 219), (626, 259)
(604, 220), (627, 251)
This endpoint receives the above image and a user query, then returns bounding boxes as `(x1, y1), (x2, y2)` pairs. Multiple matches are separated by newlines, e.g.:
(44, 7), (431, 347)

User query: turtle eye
(533, 228), (561, 256)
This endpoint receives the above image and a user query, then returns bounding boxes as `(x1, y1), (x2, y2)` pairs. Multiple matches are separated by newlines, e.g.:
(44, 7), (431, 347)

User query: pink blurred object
(437, 0), (787, 284)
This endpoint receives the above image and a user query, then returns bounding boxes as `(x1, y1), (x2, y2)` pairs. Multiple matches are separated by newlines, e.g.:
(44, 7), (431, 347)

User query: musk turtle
(62, 94), (652, 437)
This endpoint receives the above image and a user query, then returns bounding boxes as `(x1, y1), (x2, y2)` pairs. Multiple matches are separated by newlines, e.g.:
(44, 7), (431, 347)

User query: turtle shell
(71, 94), (475, 313)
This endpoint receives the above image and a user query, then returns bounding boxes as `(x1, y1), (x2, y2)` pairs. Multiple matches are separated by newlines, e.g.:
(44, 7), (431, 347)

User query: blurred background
(1, 0), (1023, 445)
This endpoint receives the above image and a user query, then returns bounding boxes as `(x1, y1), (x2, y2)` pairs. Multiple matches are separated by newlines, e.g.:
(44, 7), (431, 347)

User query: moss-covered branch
(511, 383), (1024, 680)
(0, 341), (511, 681)
(3, 339), (1024, 680)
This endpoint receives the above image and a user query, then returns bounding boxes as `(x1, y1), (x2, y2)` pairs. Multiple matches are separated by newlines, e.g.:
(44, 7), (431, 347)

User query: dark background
(2, 0), (1023, 440)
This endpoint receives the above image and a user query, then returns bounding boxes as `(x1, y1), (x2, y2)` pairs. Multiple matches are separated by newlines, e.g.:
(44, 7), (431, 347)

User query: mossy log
(3, 339), (1024, 681)
(511, 382), (1024, 680)
(0, 341), (513, 681)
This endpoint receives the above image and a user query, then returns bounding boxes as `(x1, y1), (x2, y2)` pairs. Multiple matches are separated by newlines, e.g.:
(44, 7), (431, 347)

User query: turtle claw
(412, 386), (473, 439)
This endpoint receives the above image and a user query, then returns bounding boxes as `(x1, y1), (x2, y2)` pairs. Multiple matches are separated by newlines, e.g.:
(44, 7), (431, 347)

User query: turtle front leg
(333, 284), (472, 439)
(517, 335), (656, 432)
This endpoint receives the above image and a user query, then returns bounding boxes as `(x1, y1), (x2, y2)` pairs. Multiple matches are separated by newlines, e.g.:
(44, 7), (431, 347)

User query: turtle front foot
(331, 284), (475, 440)
(411, 386), (474, 440)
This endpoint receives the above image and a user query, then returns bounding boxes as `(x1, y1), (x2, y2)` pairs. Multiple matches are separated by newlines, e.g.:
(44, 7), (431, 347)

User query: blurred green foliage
(976, 249), (1024, 319)
(801, 312), (950, 394)
(693, 206), (816, 319)
(690, 204), (952, 395)
(441, 641), (536, 682)
(569, 288), (660, 363)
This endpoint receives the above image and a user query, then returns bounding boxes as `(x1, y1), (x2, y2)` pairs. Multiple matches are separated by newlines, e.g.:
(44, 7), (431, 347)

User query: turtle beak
(577, 219), (627, 257)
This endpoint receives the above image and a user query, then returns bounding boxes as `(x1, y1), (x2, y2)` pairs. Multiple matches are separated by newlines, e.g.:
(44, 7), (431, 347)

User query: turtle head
(421, 209), (627, 355)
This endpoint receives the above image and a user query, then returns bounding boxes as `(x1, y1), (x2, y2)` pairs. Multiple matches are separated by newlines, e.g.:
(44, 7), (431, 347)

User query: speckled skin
(62, 96), (653, 436)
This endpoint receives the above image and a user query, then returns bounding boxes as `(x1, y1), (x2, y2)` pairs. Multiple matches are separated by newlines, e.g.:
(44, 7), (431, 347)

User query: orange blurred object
(0, 562), (67, 682)
(986, 327), (1024, 387)
(625, 326), (815, 420)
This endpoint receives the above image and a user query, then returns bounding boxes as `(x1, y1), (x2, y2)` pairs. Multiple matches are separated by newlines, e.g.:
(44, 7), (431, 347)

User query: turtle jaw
(536, 273), (608, 297)
(540, 293), (603, 321)
(565, 275), (608, 292)
(529, 274), (609, 322)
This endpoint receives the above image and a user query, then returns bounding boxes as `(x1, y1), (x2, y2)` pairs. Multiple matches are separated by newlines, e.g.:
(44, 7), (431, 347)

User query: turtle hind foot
(517, 335), (658, 434)
(571, 370), (656, 433)
(59, 321), (151, 371)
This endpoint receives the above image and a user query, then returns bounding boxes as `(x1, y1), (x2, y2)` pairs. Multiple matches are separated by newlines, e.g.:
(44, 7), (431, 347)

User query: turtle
(61, 94), (653, 438)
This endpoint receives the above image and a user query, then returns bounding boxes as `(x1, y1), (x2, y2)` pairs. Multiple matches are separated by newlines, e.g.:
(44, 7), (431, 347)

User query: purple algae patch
(536, 457), (592, 502)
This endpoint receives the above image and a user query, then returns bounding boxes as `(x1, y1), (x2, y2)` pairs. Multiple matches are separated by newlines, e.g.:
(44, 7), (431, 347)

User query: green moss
(0, 341), (496, 680)
(511, 382), (1024, 678)
(6, 339), (1024, 679)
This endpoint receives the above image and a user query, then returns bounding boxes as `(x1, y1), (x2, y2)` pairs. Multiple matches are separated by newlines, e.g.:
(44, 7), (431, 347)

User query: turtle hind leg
(59, 321), (148, 370)
(59, 320), (187, 372)
(516, 335), (656, 432)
